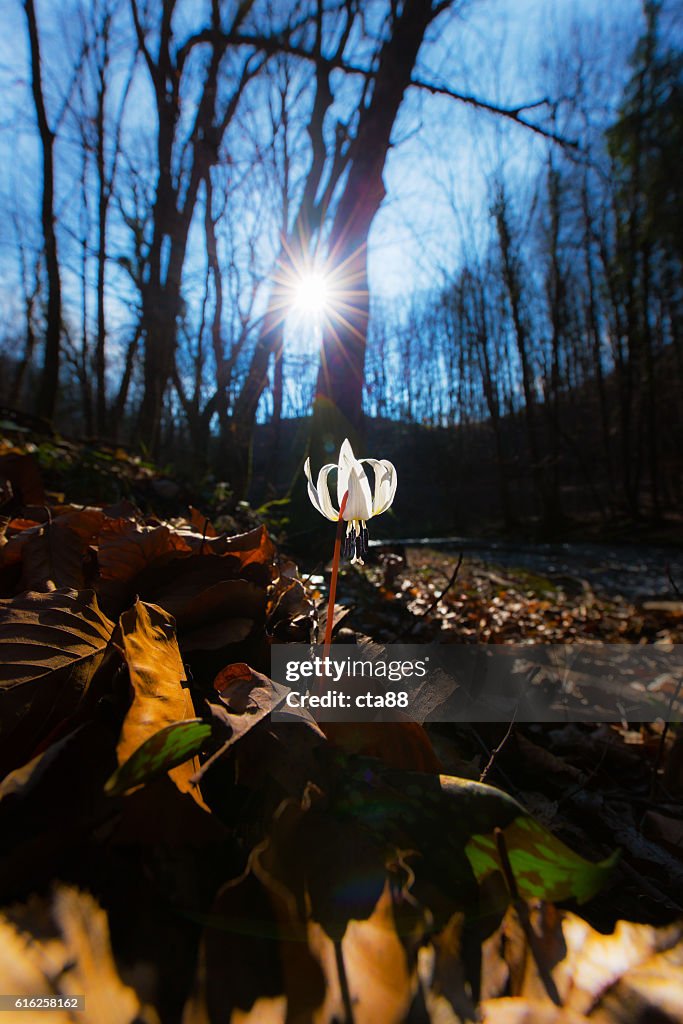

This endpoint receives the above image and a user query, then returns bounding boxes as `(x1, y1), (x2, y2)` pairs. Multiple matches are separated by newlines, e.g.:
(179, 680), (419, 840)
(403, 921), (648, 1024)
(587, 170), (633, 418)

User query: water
(370, 536), (683, 601)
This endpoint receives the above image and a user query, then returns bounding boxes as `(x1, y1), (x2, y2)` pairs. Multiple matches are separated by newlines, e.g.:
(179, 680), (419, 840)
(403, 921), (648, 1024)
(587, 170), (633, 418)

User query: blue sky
(366, 0), (643, 297)
(0, 0), (647, 354)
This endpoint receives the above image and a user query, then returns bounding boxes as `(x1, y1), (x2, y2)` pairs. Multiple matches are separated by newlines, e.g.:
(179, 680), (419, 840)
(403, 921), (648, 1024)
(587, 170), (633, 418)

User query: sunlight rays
(268, 233), (370, 352)
(292, 269), (330, 316)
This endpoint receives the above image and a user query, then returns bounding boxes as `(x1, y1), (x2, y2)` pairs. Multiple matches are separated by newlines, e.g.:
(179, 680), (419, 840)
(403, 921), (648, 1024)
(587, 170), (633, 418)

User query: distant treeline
(1, 2), (681, 524)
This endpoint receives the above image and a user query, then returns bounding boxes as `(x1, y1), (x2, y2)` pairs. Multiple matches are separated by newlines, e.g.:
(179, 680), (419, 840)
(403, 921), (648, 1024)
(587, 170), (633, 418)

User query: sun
(292, 269), (330, 316)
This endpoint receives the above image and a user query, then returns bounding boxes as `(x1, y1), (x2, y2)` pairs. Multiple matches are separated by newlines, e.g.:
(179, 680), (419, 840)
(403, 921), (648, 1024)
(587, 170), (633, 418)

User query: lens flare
(292, 270), (330, 316)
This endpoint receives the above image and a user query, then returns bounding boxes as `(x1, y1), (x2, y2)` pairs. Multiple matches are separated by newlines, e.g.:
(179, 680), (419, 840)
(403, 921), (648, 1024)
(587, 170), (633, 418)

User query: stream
(371, 536), (683, 602)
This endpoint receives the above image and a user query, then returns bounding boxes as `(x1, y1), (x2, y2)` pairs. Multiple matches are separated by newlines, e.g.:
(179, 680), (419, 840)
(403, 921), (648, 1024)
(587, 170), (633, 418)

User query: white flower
(304, 439), (397, 564)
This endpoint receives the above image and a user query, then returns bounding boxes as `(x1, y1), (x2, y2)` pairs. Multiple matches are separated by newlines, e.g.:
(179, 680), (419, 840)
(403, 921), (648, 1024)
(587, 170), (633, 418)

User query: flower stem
(322, 490), (349, 659)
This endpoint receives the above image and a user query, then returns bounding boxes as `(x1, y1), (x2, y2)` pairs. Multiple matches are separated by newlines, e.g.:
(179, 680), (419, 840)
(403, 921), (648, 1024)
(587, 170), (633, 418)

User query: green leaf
(105, 718), (211, 796)
(335, 764), (617, 907)
(467, 814), (619, 905)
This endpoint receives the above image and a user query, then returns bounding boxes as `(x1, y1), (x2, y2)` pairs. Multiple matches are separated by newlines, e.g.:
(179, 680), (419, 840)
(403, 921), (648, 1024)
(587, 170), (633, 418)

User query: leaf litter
(0, 444), (682, 1021)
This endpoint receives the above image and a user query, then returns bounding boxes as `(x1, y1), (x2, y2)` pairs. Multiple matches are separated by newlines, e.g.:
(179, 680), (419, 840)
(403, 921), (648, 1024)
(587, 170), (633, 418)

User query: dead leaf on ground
(187, 506), (218, 537)
(0, 451), (45, 505)
(191, 665), (290, 784)
(18, 524), (89, 592)
(481, 900), (683, 1022)
(0, 589), (114, 775)
(0, 886), (158, 1024)
(117, 600), (208, 809)
(184, 790), (419, 1024)
(96, 520), (193, 612)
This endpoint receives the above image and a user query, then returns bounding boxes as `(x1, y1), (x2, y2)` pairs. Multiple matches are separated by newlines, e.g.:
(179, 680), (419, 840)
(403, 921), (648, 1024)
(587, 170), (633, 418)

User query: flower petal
(336, 440), (372, 515)
(361, 458), (397, 515)
(337, 439), (356, 506)
(344, 465), (373, 521)
(304, 457), (325, 517)
(316, 464), (340, 520)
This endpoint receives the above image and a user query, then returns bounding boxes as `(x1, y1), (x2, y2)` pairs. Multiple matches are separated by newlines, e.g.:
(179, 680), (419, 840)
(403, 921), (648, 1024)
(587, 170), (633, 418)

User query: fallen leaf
(96, 520), (192, 612)
(0, 589), (114, 775)
(481, 900), (683, 1020)
(0, 886), (159, 1024)
(190, 666), (290, 784)
(117, 600), (207, 809)
(188, 506), (217, 538)
(0, 451), (45, 505)
(18, 524), (88, 592)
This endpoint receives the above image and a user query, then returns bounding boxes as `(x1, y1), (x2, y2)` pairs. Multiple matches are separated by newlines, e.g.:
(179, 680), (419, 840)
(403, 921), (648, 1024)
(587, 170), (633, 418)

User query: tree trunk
(495, 191), (552, 527)
(24, 0), (61, 421)
(311, 0), (440, 452)
(95, 58), (109, 436)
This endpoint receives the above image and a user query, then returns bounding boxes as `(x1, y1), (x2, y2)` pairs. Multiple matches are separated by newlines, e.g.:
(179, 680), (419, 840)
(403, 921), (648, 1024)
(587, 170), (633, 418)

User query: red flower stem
(322, 490), (349, 662)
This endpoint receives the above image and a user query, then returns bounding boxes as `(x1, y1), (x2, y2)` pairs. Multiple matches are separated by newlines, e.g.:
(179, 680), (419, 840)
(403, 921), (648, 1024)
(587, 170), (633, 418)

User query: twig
(494, 828), (562, 1007)
(649, 674), (683, 801)
(417, 551), (463, 622)
(334, 939), (355, 1024)
(556, 739), (609, 808)
(470, 727), (521, 798)
(479, 710), (517, 784)
(411, 77), (578, 148)
(647, 559), (683, 801)
(667, 565), (682, 600)
(302, 560), (323, 586)
(619, 858), (683, 915)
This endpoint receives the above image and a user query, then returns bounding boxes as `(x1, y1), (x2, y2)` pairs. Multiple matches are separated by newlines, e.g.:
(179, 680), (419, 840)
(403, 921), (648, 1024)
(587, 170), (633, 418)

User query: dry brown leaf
(0, 886), (158, 1024)
(321, 719), (442, 772)
(0, 451), (45, 505)
(18, 525), (88, 592)
(188, 506), (217, 537)
(158, 578), (265, 635)
(0, 509), (104, 586)
(96, 519), (192, 601)
(267, 576), (315, 641)
(117, 600), (208, 809)
(191, 666), (291, 783)
(482, 901), (683, 1021)
(195, 525), (276, 567)
(0, 589), (114, 775)
(184, 793), (417, 1024)
(323, 880), (416, 1024)
(50, 505), (107, 539)
(480, 997), (587, 1023)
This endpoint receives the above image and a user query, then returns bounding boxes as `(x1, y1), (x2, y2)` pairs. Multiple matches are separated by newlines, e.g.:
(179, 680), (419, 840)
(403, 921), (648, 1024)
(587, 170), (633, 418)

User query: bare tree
(129, 0), (263, 452)
(23, 0), (62, 421)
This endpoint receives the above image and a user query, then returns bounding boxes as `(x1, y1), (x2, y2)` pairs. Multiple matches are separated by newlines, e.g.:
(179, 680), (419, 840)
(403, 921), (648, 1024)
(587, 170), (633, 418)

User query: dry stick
(302, 560), (323, 587)
(494, 828), (562, 1007)
(479, 708), (517, 784)
(667, 565), (682, 600)
(470, 728), (521, 799)
(415, 551), (464, 624)
(646, 566), (683, 799)
(387, 551), (464, 643)
(334, 939), (355, 1024)
(649, 672), (683, 802)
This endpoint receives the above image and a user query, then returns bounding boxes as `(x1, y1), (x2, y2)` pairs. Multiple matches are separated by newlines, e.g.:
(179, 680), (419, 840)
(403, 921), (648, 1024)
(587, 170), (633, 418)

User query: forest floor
(1, 429), (683, 1023)
(315, 549), (683, 924)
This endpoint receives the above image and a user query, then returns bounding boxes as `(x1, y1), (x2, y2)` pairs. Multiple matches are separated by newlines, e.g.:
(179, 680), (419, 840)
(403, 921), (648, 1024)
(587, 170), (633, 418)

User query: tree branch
(128, 0), (160, 94)
(411, 77), (579, 148)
